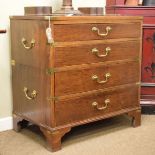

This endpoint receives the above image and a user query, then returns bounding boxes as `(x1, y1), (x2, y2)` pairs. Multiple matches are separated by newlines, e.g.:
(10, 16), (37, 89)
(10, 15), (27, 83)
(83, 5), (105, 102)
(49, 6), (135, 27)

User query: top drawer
(53, 23), (141, 42)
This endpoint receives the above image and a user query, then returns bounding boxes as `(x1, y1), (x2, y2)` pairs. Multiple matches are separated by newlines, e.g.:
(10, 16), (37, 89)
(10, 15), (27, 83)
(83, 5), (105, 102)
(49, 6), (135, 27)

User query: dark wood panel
(55, 84), (139, 126)
(53, 23), (141, 41)
(78, 7), (104, 15)
(55, 61), (140, 96)
(24, 6), (52, 15)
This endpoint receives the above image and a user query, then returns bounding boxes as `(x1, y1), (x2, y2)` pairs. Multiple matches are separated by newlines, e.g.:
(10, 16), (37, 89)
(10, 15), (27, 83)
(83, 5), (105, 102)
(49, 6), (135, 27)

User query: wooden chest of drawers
(10, 15), (142, 152)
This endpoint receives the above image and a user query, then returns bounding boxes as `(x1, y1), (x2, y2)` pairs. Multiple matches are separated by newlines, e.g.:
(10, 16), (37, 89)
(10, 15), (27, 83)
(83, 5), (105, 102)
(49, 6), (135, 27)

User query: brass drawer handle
(91, 47), (111, 58)
(21, 38), (35, 50)
(92, 99), (110, 110)
(92, 26), (112, 37)
(23, 87), (37, 100)
(92, 73), (111, 84)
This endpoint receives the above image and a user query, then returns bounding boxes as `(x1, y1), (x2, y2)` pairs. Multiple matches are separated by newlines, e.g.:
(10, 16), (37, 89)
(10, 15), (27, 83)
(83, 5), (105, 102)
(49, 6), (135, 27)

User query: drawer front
(55, 85), (140, 126)
(11, 20), (49, 69)
(54, 40), (140, 67)
(53, 23), (141, 42)
(55, 61), (140, 96)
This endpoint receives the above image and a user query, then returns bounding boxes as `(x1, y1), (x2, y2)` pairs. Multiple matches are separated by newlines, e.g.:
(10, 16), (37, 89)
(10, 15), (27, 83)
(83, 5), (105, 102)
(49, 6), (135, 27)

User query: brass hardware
(46, 68), (56, 75)
(92, 26), (112, 37)
(134, 57), (140, 62)
(44, 16), (57, 21)
(21, 38), (35, 50)
(47, 96), (59, 101)
(136, 82), (141, 85)
(48, 42), (55, 47)
(23, 87), (37, 100)
(91, 47), (111, 58)
(11, 60), (16, 66)
(44, 16), (51, 20)
(92, 73), (111, 84)
(92, 99), (110, 110)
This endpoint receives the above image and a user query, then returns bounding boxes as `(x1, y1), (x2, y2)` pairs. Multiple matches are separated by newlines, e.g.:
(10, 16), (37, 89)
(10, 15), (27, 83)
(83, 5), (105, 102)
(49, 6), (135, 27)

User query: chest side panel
(11, 19), (52, 126)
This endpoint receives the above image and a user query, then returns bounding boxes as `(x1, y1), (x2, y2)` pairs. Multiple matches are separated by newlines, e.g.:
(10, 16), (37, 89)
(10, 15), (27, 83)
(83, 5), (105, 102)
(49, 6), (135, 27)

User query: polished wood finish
(128, 110), (141, 127)
(10, 20), (50, 69)
(24, 7), (52, 15)
(105, 0), (155, 112)
(53, 23), (141, 41)
(54, 40), (140, 67)
(55, 84), (139, 126)
(12, 64), (50, 124)
(78, 7), (104, 15)
(10, 15), (142, 152)
(40, 127), (71, 152)
(55, 61), (139, 96)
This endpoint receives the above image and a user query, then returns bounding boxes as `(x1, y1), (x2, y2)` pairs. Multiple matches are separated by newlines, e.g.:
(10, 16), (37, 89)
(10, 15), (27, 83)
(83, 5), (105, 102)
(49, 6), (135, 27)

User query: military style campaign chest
(10, 15), (142, 152)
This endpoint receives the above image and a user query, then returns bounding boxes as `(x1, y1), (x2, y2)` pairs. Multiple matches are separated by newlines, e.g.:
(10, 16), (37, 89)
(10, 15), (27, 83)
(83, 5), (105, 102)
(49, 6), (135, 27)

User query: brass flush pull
(11, 60), (16, 66)
(21, 38), (35, 50)
(92, 26), (112, 37)
(23, 87), (37, 100)
(92, 73), (111, 84)
(92, 99), (110, 110)
(91, 47), (111, 58)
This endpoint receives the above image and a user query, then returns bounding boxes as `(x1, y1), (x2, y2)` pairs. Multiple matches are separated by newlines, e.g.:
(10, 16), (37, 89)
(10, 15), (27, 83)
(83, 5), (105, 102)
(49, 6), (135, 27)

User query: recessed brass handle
(21, 38), (35, 50)
(92, 73), (111, 84)
(91, 47), (111, 58)
(92, 99), (110, 110)
(23, 87), (37, 100)
(11, 60), (16, 66)
(92, 26), (112, 37)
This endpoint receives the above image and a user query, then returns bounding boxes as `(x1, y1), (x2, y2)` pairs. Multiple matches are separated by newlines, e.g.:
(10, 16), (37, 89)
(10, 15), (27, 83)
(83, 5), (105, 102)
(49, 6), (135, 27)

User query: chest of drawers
(10, 15), (142, 152)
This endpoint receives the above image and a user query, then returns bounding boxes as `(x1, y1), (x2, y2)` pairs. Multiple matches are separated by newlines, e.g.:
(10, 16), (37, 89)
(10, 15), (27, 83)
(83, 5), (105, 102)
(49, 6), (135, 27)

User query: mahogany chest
(10, 15), (142, 152)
